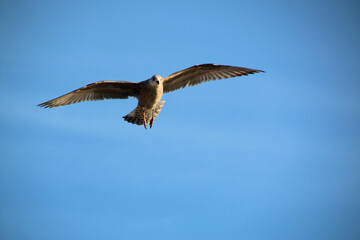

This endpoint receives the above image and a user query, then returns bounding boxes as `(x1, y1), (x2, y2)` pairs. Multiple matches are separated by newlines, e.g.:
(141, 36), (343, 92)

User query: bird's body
(124, 75), (164, 128)
(138, 75), (163, 110)
(38, 64), (264, 129)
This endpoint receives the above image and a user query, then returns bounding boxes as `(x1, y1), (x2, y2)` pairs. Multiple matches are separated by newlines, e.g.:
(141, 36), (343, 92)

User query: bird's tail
(123, 101), (165, 125)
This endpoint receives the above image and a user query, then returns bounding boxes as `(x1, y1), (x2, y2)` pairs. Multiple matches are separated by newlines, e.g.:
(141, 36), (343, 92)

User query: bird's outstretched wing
(163, 64), (264, 93)
(38, 81), (140, 108)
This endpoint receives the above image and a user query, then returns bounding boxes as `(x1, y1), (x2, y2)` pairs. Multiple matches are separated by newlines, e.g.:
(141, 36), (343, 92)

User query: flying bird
(38, 64), (264, 129)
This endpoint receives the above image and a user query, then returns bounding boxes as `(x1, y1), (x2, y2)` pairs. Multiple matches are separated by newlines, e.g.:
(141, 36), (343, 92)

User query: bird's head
(150, 75), (162, 85)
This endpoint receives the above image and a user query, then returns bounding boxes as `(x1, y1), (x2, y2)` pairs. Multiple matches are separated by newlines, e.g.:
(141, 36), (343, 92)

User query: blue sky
(1, 0), (359, 239)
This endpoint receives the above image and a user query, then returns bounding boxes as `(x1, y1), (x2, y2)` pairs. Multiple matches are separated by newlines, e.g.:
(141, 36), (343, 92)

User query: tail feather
(123, 101), (165, 125)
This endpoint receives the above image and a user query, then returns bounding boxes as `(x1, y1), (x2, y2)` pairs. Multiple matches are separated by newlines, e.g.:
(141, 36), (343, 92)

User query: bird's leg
(150, 110), (155, 129)
(143, 110), (147, 130)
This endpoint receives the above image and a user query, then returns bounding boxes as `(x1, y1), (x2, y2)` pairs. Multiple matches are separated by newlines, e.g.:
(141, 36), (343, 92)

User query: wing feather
(163, 64), (264, 93)
(38, 81), (140, 108)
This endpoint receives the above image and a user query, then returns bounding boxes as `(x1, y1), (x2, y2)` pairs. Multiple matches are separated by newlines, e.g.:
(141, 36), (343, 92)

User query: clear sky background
(1, 0), (359, 239)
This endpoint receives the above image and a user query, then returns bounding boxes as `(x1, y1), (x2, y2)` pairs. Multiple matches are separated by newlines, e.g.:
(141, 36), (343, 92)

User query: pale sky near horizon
(1, 0), (360, 239)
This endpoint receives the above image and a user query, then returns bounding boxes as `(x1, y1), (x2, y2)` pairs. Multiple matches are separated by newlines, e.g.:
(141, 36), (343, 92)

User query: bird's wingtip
(37, 102), (51, 108)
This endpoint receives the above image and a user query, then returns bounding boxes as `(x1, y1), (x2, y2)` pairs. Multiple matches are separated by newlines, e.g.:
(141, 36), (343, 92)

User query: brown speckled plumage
(38, 64), (264, 129)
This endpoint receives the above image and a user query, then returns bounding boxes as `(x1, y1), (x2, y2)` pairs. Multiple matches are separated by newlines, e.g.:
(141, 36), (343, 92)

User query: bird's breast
(139, 83), (163, 110)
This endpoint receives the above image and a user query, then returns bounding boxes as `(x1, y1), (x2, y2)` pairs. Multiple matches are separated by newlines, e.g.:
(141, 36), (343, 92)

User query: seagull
(38, 64), (264, 129)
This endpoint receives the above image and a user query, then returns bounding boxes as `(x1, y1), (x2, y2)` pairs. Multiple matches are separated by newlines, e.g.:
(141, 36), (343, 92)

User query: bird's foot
(150, 111), (155, 129)
(150, 117), (154, 129)
(143, 111), (147, 130)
